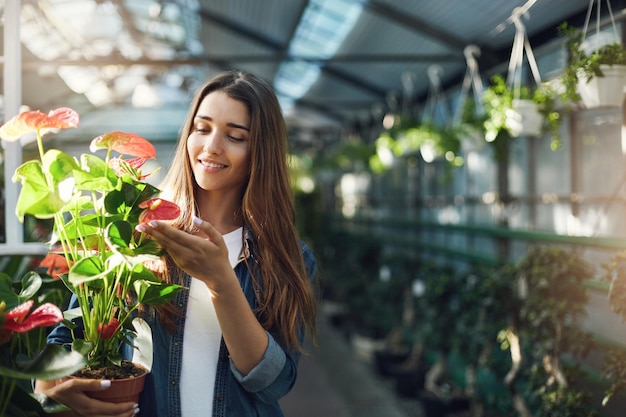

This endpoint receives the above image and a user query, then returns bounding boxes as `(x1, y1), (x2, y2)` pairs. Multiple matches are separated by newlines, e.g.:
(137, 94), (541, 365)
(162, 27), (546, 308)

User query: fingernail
(135, 224), (146, 233)
(193, 215), (202, 225)
(134, 407), (140, 415)
(148, 221), (158, 227)
(100, 380), (111, 388)
(133, 404), (140, 409)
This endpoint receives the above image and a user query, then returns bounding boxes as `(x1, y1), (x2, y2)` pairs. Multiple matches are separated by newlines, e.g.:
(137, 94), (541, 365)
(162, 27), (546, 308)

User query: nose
(202, 131), (223, 155)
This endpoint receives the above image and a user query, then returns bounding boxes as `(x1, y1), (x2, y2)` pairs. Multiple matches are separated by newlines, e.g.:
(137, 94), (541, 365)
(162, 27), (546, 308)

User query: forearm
(210, 272), (269, 374)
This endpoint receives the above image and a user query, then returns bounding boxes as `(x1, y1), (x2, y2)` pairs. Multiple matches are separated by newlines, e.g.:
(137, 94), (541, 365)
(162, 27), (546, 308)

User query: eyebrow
(195, 115), (250, 132)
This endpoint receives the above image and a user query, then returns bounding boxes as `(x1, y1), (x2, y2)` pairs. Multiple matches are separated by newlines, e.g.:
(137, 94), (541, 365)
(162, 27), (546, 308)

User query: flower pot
(373, 349), (410, 377)
(578, 64), (626, 108)
(351, 332), (386, 363)
(505, 99), (544, 137)
(394, 366), (427, 398)
(85, 365), (148, 403)
(45, 365), (147, 417)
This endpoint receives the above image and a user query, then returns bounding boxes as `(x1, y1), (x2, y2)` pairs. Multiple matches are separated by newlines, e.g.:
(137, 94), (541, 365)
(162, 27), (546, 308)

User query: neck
(195, 190), (244, 234)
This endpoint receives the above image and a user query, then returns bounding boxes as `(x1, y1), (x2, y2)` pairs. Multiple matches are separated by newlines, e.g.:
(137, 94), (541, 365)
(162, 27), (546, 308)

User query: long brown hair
(157, 70), (317, 350)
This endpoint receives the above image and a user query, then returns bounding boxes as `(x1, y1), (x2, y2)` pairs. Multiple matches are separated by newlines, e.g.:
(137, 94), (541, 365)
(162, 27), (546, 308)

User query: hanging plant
(558, 21), (626, 108)
(482, 9), (563, 161)
(483, 75), (561, 151)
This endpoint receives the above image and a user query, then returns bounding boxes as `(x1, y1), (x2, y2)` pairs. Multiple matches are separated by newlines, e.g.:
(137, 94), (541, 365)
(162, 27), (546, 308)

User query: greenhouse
(2, 0), (626, 416)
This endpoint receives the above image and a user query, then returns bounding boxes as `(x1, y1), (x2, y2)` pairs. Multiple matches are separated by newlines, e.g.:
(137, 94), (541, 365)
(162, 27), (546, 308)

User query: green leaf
(68, 256), (110, 286)
(42, 149), (79, 187)
(134, 280), (183, 305)
(71, 339), (93, 357)
(62, 308), (82, 322)
(74, 154), (116, 192)
(0, 345), (86, 380)
(13, 161), (65, 219)
(0, 273), (19, 308)
(19, 271), (43, 301)
(134, 239), (164, 257)
(105, 220), (133, 255)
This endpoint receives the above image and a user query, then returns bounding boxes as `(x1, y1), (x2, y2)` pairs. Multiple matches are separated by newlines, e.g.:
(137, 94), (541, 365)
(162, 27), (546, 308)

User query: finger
(49, 379), (140, 416)
(136, 221), (189, 248)
(192, 216), (225, 245)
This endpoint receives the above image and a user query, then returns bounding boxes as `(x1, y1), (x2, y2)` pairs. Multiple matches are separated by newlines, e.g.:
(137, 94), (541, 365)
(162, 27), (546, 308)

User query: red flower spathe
(1, 300), (63, 333)
(90, 131), (156, 159)
(0, 107), (79, 142)
(97, 318), (120, 340)
(138, 198), (181, 223)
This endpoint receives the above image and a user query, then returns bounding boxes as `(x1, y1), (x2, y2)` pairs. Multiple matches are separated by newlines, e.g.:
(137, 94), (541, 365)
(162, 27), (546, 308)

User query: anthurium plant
(0, 270), (87, 415)
(0, 107), (183, 374)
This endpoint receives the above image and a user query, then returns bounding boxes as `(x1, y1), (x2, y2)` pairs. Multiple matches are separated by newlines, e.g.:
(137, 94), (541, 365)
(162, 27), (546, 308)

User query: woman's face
(187, 91), (251, 197)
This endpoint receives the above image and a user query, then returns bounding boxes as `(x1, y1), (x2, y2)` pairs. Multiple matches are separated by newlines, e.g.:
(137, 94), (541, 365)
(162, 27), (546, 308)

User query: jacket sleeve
(230, 242), (317, 403)
(47, 293), (81, 347)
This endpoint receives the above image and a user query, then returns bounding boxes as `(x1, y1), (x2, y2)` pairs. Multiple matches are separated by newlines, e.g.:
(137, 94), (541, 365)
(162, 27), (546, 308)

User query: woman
(36, 70), (318, 417)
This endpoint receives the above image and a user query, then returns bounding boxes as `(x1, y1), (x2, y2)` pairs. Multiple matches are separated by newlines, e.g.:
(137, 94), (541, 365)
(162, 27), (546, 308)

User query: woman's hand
(135, 216), (234, 290)
(35, 378), (139, 416)
(136, 217), (270, 374)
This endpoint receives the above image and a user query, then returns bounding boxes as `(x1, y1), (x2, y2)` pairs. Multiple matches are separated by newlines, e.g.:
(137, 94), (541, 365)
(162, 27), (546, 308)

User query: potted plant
(500, 246), (597, 417)
(558, 22), (626, 109)
(0, 107), (184, 404)
(599, 251), (626, 407)
(482, 74), (562, 153)
(372, 118), (464, 173)
(0, 270), (87, 415)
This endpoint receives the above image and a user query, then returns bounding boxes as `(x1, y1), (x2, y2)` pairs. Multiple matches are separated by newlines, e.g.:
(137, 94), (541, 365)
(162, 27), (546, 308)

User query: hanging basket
(505, 99), (544, 137)
(578, 64), (626, 108)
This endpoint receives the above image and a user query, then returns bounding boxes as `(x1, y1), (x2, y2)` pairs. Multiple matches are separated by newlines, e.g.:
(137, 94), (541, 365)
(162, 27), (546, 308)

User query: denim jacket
(47, 235), (317, 417)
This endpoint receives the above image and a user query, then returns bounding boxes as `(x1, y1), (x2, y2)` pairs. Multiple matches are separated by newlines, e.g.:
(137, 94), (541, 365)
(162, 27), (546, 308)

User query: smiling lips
(199, 159), (227, 170)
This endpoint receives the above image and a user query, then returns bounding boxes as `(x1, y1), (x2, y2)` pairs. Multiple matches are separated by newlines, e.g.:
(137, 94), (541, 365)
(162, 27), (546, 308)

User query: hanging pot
(505, 99), (544, 137)
(578, 64), (626, 108)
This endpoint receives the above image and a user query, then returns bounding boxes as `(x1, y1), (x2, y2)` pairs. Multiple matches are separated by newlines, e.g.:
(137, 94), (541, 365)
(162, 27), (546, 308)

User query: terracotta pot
(85, 365), (148, 403)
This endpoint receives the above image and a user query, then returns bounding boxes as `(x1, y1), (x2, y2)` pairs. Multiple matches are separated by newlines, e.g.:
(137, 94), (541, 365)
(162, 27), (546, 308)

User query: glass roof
(18, 0), (203, 109)
(274, 0), (363, 112)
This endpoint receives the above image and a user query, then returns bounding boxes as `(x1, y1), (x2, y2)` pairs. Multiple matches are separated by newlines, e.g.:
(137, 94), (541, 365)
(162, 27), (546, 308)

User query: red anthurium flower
(1, 300), (63, 333)
(138, 198), (181, 223)
(0, 107), (79, 142)
(39, 252), (70, 280)
(97, 318), (120, 340)
(90, 131), (156, 159)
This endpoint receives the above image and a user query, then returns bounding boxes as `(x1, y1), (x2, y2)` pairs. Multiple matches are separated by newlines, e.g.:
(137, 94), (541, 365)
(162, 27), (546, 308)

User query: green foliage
(371, 115), (464, 173)
(1, 109), (185, 372)
(0, 271), (86, 416)
(483, 75), (562, 152)
(558, 22), (626, 105)
(600, 251), (626, 406)
(511, 245), (596, 416)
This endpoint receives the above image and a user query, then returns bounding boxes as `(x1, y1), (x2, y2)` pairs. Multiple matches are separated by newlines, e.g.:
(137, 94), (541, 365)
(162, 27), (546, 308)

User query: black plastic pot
(373, 350), (410, 377)
(394, 367), (426, 398)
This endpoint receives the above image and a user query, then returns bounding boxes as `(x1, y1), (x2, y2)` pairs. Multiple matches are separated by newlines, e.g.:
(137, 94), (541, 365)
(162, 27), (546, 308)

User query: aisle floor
(279, 304), (423, 417)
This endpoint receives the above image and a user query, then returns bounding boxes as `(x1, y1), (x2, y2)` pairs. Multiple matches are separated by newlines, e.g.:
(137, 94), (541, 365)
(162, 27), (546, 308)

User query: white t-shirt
(180, 227), (243, 416)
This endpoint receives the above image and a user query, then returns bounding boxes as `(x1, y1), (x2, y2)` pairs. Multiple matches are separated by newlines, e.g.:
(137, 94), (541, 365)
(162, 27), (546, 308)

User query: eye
(228, 135), (245, 142)
(194, 123), (211, 134)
